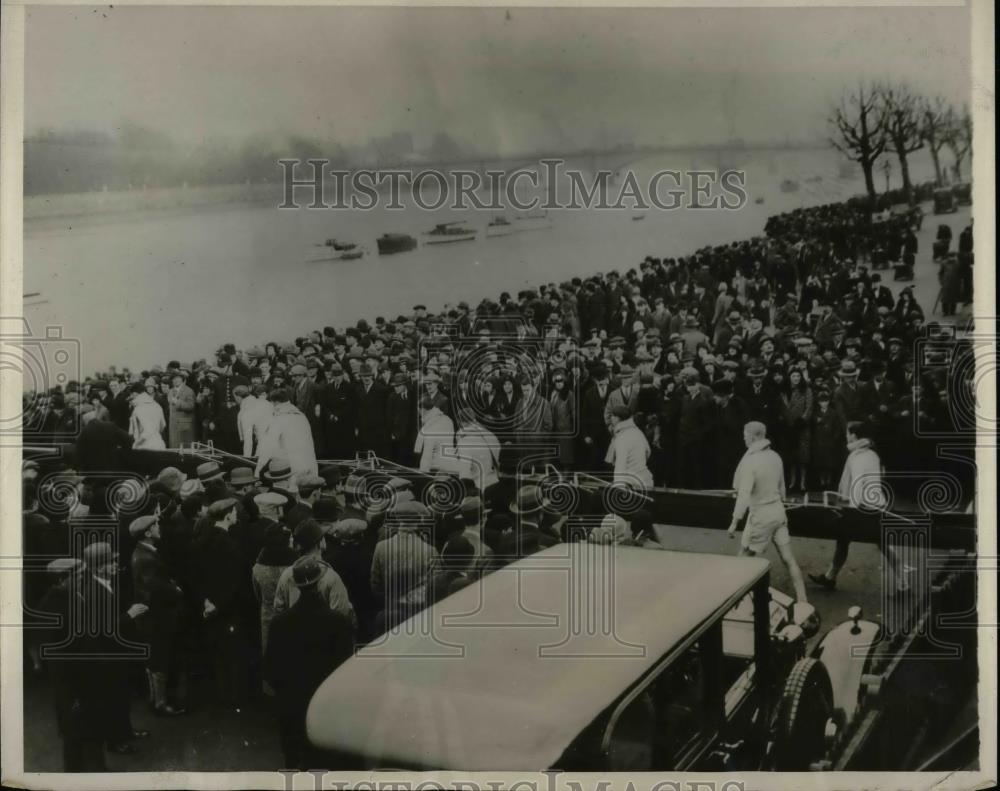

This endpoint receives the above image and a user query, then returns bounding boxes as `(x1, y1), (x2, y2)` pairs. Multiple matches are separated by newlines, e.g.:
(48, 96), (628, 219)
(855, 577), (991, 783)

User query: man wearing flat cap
(130, 515), (187, 716)
(273, 518), (355, 625)
(264, 555), (353, 769)
(192, 498), (253, 707)
(62, 541), (151, 765)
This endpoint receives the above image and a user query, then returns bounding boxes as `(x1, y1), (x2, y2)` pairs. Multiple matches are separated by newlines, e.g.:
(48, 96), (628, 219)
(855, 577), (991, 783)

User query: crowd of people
(22, 191), (977, 770)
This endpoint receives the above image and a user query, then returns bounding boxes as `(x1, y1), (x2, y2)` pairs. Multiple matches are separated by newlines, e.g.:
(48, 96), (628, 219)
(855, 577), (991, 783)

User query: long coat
(130, 541), (184, 669)
(130, 394), (167, 450)
(549, 392), (575, 466)
(783, 387), (814, 464)
(318, 379), (358, 459)
(355, 381), (391, 456)
(255, 402), (318, 477)
(167, 384), (197, 448)
(811, 405), (844, 476)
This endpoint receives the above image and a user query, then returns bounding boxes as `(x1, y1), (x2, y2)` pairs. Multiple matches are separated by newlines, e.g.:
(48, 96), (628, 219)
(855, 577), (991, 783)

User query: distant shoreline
(23, 182), (285, 223)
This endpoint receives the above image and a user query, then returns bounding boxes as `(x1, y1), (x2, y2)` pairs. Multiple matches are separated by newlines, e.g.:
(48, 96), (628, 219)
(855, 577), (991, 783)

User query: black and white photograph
(0, 1), (994, 789)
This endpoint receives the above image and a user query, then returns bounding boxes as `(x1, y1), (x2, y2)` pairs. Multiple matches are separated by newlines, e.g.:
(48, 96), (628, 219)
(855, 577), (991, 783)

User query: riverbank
(24, 182), (284, 223)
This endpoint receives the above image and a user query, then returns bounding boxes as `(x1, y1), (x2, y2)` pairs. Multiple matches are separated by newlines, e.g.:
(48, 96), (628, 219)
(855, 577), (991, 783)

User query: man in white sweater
(809, 421), (906, 592)
(727, 421), (808, 603)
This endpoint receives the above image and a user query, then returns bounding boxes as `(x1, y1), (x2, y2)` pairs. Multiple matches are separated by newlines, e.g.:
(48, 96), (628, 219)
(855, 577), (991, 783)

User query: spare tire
(770, 657), (835, 770)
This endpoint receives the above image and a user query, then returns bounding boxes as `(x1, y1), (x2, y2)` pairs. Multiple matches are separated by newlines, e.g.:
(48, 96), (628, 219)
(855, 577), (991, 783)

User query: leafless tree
(828, 83), (889, 207)
(920, 97), (951, 186)
(880, 85), (924, 206)
(943, 105), (972, 183)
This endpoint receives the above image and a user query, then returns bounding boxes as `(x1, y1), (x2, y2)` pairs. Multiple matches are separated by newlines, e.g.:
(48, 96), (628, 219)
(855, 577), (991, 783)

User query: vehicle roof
(306, 545), (769, 769)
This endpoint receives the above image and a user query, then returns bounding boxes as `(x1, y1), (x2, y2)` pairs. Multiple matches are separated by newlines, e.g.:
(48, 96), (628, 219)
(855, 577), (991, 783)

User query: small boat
(631, 215), (645, 222)
(780, 179), (800, 193)
(324, 238), (358, 251)
(376, 233), (418, 255)
(754, 197), (765, 205)
(486, 216), (515, 238)
(423, 222), (477, 245)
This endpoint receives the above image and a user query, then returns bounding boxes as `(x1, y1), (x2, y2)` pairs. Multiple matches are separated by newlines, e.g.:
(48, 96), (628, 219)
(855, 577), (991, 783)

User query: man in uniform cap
(264, 555), (353, 769)
(130, 515), (187, 716)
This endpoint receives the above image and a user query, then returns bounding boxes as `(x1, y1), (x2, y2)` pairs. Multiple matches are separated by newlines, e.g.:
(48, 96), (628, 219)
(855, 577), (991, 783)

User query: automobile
(952, 182), (972, 205)
(933, 188), (957, 214)
(306, 544), (849, 771)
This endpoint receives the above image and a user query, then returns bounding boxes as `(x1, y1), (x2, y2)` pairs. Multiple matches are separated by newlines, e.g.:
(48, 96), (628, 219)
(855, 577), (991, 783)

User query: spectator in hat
(386, 372), (418, 465)
(426, 535), (478, 605)
(264, 555), (353, 769)
(251, 505), (296, 657)
(166, 371), (196, 448)
(274, 518), (354, 626)
(782, 368), (814, 492)
(833, 359), (864, 424)
(603, 365), (639, 426)
(712, 379), (750, 487)
(129, 514), (187, 717)
(255, 388), (318, 479)
(192, 498), (253, 706)
(677, 368), (715, 488)
(810, 389), (843, 489)
(513, 375), (554, 472)
(355, 364), (391, 457)
(317, 362), (358, 460)
(548, 369), (576, 468)
(370, 502), (439, 628)
(211, 355), (250, 455)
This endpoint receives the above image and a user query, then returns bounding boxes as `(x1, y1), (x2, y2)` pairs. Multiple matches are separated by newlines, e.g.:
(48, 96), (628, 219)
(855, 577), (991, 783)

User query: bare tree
(920, 97), (951, 186)
(943, 105), (972, 183)
(828, 83), (889, 207)
(880, 85), (924, 206)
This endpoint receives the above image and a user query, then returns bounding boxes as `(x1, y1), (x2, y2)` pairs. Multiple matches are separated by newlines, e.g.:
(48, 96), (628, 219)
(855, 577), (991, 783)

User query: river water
(23, 148), (938, 373)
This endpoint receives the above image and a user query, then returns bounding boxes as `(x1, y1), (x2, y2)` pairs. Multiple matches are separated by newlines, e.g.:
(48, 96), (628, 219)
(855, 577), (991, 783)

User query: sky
(24, 4), (972, 155)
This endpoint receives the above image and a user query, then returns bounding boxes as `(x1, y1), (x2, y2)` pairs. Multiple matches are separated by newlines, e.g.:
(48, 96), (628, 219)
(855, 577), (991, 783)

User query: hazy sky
(25, 5), (972, 153)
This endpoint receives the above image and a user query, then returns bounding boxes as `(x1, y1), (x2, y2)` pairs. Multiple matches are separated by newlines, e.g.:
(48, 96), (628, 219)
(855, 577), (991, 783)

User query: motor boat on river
(513, 209), (553, 231)
(376, 233), (418, 255)
(486, 216), (515, 238)
(423, 222), (478, 245)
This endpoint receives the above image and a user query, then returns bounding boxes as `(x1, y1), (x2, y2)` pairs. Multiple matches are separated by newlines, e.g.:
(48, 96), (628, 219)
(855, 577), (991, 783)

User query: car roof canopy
(307, 544), (769, 770)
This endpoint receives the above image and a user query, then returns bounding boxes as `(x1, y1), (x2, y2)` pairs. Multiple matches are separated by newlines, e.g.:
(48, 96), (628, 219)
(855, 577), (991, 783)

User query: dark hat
(748, 364), (767, 378)
(291, 555), (324, 587)
(196, 461), (225, 482)
(328, 362), (344, 374)
(711, 379), (734, 396)
(510, 485), (544, 515)
(390, 373), (409, 387)
(228, 467), (257, 487)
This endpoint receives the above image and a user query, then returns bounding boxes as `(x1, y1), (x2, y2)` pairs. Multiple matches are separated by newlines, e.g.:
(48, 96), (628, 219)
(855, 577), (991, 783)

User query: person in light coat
(129, 384), (167, 450)
(605, 405), (653, 489)
(810, 421), (905, 592)
(255, 389), (318, 478)
(414, 397), (456, 474)
(236, 384), (272, 457)
(167, 372), (197, 448)
(452, 410), (501, 495)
